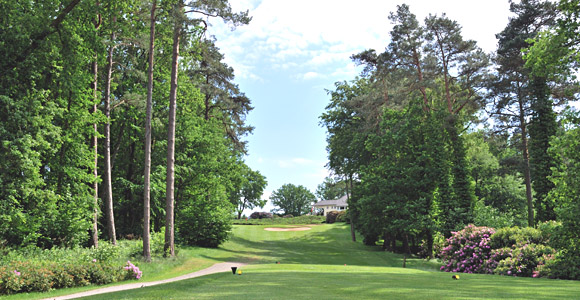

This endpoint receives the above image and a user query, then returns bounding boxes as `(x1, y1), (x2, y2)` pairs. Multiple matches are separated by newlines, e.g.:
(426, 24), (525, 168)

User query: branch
(185, 9), (219, 18)
(6, 0), (82, 70)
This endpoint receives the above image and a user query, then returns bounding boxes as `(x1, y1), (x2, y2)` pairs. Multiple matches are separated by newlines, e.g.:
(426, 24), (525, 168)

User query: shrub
(282, 214), (294, 218)
(538, 249), (580, 280)
(473, 200), (524, 229)
(0, 260), (127, 295)
(493, 243), (556, 277)
(335, 210), (348, 223)
(51, 266), (75, 289)
(439, 224), (495, 274)
(482, 247), (512, 274)
(489, 226), (544, 249)
(22, 267), (53, 292)
(326, 211), (339, 224)
(431, 232), (446, 259)
(232, 215), (324, 225)
(0, 267), (24, 294)
(127, 230), (167, 258)
(537, 221), (566, 249)
(177, 199), (233, 248)
(123, 261), (142, 280)
(250, 212), (273, 219)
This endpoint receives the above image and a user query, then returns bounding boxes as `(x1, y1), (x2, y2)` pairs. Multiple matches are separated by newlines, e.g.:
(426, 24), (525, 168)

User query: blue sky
(209, 0), (513, 213)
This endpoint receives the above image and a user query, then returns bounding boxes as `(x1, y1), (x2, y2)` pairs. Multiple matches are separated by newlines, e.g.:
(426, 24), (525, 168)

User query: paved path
(42, 262), (248, 300)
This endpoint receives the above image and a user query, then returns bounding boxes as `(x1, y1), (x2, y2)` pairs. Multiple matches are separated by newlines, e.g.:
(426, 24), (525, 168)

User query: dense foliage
(270, 184), (317, 217)
(319, 2), (579, 281)
(0, 242), (137, 294)
(439, 224), (563, 279)
(0, 0), (260, 254)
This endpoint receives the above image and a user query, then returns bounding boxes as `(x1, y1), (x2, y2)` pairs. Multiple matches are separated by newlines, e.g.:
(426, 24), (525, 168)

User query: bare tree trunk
(345, 174), (355, 242)
(143, 0), (157, 262)
(91, 4), (101, 248)
(92, 58), (99, 248)
(165, 6), (182, 257)
(519, 99), (534, 227)
(103, 17), (117, 245)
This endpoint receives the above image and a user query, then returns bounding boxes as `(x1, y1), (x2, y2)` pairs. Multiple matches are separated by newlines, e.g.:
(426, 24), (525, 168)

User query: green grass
(79, 264), (580, 300)
(4, 224), (580, 299)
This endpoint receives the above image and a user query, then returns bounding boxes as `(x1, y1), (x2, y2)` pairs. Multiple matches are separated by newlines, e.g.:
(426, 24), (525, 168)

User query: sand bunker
(264, 227), (312, 232)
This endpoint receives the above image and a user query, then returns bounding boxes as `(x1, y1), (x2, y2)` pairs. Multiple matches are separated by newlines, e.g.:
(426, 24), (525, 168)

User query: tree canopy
(270, 184), (316, 217)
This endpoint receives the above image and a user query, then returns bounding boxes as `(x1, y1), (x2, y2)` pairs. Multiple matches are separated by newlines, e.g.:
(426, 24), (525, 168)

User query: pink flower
(13, 270), (21, 276)
(92, 259), (97, 263)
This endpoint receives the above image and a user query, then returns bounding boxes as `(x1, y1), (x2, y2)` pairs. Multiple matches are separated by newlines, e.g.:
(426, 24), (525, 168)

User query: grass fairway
(77, 224), (580, 300)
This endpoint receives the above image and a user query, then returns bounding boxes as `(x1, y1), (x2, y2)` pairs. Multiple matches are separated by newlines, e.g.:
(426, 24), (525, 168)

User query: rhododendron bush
(439, 225), (495, 273)
(439, 224), (559, 278)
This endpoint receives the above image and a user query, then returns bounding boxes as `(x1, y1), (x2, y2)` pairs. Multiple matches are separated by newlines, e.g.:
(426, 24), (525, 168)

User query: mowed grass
(77, 224), (580, 300)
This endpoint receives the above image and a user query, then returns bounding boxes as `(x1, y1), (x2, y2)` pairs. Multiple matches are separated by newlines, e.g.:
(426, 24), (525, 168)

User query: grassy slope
(6, 224), (580, 299)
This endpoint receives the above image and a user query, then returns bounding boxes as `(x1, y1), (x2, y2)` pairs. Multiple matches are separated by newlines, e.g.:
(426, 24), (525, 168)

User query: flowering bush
(0, 267), (24, 294)
(123, 261), (142, 280)
(493, 243), (555, 277)
(439, 224), (495, 273)
(0, 259), (129, 295)
(483, 246), (515, 274)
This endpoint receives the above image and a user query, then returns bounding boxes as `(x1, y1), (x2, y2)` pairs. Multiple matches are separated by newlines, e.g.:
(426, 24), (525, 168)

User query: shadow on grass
(203, 224), (439, 271)
(79, 267), (580, 300)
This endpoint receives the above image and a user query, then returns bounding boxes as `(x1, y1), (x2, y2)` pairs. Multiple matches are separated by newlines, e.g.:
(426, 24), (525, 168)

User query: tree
(102, 9), (118, 246)
(320, 78), (375, 242)
(91, 3), (102, 248)
(546, 110), (580, 280)
(315, 176), (347, 201)
(0, 0), (101, 248)
(524, 0), (580, 78)
(143, 0), (157, 263)
(358, 100), (442, 252)
(191, 38), (254, 151)
(164, 0), (251, 257)
(490, 0), (564, 225)
(523, 0), (579, 224)
(232, 167), (267, 219)
(270, 184), (316, 217)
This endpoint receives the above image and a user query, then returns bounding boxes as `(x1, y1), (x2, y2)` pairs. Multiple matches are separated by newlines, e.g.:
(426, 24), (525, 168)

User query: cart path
(42, 261), (248, 300)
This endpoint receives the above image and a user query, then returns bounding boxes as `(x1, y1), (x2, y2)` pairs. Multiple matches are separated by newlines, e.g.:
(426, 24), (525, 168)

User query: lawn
(5, 224), (580, 299)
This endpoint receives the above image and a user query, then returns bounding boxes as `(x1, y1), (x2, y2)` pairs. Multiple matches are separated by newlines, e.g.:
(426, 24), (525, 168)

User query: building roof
(313, 194), (348, 207)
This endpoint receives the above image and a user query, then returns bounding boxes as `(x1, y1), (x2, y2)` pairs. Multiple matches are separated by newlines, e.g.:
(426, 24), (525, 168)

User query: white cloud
(302, 71), (323, 80)
(210, 0), (511, 83)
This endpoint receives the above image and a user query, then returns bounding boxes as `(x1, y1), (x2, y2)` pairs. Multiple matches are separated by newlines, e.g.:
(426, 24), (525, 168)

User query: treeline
(320, 0), (579, 259)
(0, 0), (266, 257)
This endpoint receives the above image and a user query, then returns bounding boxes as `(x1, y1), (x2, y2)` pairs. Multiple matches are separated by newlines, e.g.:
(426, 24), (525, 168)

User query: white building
(312, 195), (348, 216)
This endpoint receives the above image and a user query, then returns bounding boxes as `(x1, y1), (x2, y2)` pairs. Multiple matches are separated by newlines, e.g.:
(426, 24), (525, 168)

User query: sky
(208, 0), (514, 214)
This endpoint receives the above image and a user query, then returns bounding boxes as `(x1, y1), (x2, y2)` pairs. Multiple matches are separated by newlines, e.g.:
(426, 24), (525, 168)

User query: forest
(320, 0), (580, 279)
(0, 0), (268, 261)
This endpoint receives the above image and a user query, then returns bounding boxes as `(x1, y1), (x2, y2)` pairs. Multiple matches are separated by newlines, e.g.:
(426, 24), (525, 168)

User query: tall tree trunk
(92, 58), (99, 248)
(143, 0), (156, 263)
(103, 17), (117, 245)
(403, 233), (411, 254)
(165, 6), (182, 257)
(345, 174), (355, 242)
(518, 99), (534, 227)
